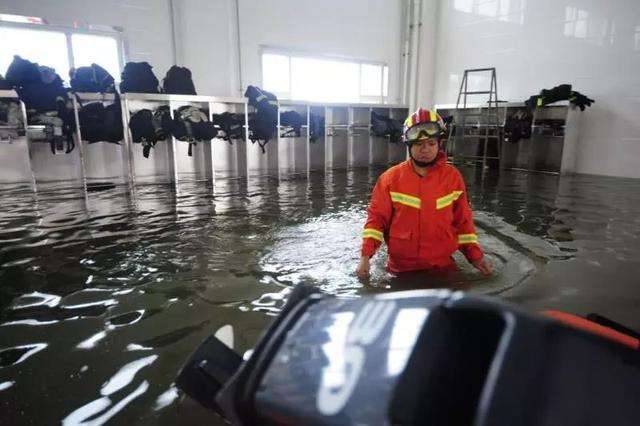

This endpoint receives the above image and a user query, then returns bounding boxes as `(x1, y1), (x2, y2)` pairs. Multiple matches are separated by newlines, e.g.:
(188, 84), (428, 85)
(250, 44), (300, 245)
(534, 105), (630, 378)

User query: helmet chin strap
(408, 150), (438, 168)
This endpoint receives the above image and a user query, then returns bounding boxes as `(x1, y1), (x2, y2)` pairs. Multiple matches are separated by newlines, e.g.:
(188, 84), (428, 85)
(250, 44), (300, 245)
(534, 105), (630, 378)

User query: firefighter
(356, 108), (492, 279)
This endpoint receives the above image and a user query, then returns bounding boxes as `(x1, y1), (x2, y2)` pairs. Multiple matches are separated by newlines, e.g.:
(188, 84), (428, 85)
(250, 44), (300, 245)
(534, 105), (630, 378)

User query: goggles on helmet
(404, 122), (443, 143)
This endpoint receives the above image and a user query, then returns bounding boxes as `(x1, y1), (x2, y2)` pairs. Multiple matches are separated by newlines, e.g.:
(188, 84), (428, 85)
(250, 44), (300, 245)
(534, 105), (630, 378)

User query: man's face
(409, 138), (440, 164)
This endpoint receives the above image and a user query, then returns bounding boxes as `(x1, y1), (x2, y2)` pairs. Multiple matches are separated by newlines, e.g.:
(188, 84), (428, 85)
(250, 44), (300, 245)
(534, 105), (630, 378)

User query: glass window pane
(454, 0), (473, 13)
(360, 63), (382, 97)
(383, 65), (389, 97)
(477, 0), (498, 17)
(0, 27), (69, 81)
(262, 53), (290, 94)
(575, 19), (587, 38)
(71, 34), (121, 81)
(291, 57), (359, 102)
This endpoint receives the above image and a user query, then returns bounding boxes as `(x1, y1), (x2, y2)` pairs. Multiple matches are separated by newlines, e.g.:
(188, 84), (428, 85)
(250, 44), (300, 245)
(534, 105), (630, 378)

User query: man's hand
(356, 256), (371, 280)
(472, 257), (493, 276)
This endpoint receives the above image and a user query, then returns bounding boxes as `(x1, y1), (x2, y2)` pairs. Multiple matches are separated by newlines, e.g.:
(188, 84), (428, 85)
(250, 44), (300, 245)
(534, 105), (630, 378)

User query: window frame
(260, 47), (389, 104)
(0, 16), (126, 82)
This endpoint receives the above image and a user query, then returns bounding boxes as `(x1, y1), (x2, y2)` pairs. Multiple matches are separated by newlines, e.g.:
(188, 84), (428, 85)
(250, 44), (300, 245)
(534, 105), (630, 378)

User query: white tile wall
(430, 0), (640, 178)
(237, 0), (404, 103)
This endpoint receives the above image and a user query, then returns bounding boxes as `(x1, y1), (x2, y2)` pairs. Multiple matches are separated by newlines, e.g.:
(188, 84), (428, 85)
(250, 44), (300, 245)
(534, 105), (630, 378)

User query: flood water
(1, 165), (640, 424)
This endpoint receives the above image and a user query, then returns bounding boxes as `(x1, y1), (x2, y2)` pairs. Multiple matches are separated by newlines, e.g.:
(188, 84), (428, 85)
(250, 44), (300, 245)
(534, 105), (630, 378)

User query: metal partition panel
(28, 134), (83, 186)
(348, 106), (370, 167)
(278, 103), (308, 174)
(389, 107), (408, 164)
(370, 107), (390, 165)
(73, 93), (127, 189)
(169, 99), (213, 183)
(0, 92), (35, 187)
(325, 106), (348, 169)
(246, 105), (278, 177)
(561, 106), (581, 174)
(210, 101), (247, 178)
(308, 105), (325, 171)
(123, 98), (174, 184)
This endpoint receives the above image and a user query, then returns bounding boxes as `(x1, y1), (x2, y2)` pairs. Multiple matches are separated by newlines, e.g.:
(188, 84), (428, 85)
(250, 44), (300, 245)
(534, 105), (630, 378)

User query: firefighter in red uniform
(356, 108), (492, 279)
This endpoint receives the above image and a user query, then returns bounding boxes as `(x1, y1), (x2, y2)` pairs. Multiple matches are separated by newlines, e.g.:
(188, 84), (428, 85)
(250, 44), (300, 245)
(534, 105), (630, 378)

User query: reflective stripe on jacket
(361, 153), (483, 273)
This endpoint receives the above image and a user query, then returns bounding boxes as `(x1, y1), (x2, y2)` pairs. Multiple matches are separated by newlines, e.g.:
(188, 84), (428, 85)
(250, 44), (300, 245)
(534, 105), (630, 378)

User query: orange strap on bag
(543, 310), (640, 350)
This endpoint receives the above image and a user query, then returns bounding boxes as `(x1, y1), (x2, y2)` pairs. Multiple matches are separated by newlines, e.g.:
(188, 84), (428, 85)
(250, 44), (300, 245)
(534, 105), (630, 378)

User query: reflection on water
(1, 166), (640, 424)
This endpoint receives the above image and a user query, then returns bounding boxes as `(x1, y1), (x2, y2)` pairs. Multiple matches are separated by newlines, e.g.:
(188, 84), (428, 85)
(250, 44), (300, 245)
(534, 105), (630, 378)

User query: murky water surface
(2, 166), (640, 424)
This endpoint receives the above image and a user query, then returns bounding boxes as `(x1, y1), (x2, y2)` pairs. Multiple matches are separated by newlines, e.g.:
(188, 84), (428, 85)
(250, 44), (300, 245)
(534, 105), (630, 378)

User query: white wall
(236, 0), (404, 102)
(0, 0), (176, 81)
(427, 0), (640, 178)
(175, 0), (405, 101)
(0, 0), (404, 100)
(172, 0), (239, 96)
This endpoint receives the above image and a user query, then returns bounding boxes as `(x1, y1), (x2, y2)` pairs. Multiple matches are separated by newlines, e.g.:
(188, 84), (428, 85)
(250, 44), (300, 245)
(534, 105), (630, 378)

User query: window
(0, 17), (122, 84)
(0, 27), (69, 79)
(262, 51), (389, 103)
(71, 34), (121, 81)
(564, 6), (589, 39)
(454, 0), (526, 25)
(262, 53), (290, 94)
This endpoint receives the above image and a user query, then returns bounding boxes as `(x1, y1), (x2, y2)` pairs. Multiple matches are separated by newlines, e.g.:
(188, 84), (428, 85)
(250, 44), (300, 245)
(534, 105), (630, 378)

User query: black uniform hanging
(244, 85), (278, 152)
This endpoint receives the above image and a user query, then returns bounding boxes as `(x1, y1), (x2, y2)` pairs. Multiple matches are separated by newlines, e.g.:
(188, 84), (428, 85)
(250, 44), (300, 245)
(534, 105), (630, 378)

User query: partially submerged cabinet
(437, 101), (580, 174)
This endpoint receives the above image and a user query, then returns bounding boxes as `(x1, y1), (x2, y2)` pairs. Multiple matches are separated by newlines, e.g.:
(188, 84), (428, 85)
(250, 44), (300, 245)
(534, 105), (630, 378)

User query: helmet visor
(404, 122), (442, 142)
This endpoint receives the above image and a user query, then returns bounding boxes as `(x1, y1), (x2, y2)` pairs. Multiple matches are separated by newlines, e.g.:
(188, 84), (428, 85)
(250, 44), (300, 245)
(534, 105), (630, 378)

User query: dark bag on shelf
(7, 56), (76, 154)
(279, 110), (304, 137)
(525, 84), (594, 111)
(78, 95), (122, 144)
(248, 112), (276, 153)
(370, 111), (403, 143)
(169, 106), (218, 156)
(244, 85), (278, 121)
(0, 74), (13, 90)
(7, 57), (69, 112)
(162, 66), (197, 95)
(70, 64), (115, 93)
(129, 109), (158, 158)
(120, 62), (160, 94)
(309, 113), (325, 143)
(244, 85), (278, 153)
(211, 112), (245, 144)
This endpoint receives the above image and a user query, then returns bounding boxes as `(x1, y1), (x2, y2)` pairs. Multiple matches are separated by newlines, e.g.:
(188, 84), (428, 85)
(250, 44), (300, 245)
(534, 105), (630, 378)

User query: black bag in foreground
(177, 286), (640, 426)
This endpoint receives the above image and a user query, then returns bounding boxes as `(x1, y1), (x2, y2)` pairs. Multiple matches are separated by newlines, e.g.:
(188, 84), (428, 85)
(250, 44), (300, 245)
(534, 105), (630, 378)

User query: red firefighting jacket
(361, 153), (484, 273)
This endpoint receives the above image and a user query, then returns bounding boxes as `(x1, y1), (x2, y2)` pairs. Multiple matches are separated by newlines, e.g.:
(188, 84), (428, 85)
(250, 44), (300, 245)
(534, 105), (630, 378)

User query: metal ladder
(449, 68), (503, 169)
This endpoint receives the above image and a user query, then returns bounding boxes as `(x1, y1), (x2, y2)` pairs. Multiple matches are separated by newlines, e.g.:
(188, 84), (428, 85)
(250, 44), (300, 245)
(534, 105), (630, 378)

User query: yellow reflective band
(436, 190), (463, 210)
(363, 228), (384, 242)
(390, 191), (421, 209)
(256, 94), (266, 102)
(458, 233), (478, 244)
(536, 97), (542, 107)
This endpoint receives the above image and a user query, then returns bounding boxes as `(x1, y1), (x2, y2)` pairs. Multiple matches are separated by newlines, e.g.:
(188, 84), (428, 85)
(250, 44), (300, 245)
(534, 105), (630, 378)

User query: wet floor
(1, 165), (640, 424)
